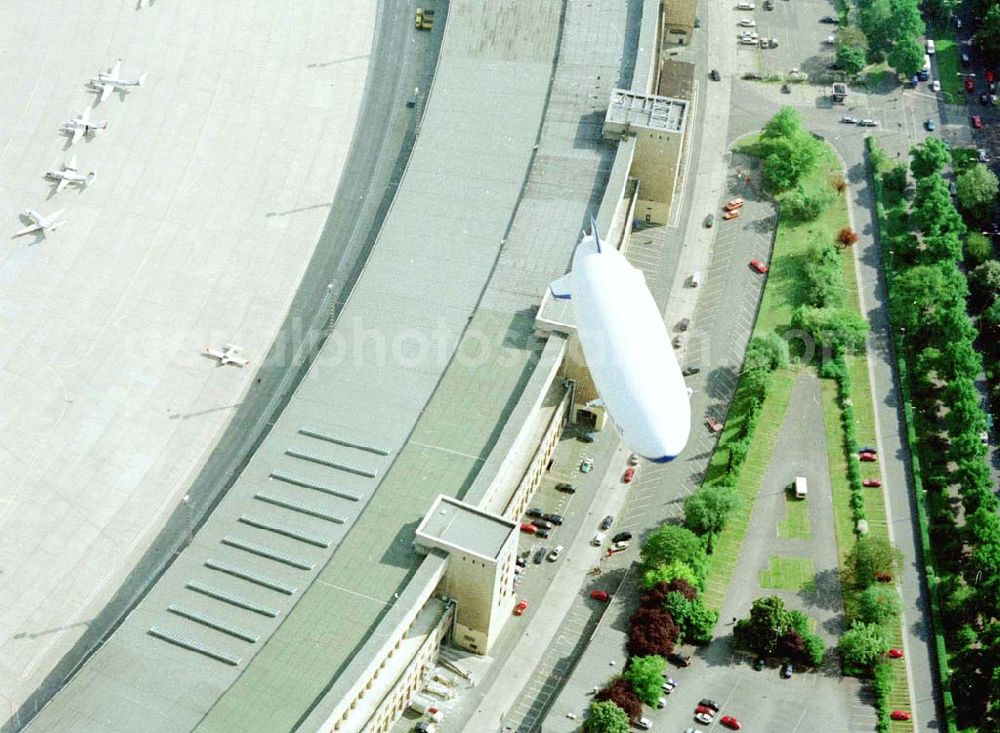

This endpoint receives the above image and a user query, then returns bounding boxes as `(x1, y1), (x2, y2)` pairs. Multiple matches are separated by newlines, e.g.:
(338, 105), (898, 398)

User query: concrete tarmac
(0, 0), (374, 720)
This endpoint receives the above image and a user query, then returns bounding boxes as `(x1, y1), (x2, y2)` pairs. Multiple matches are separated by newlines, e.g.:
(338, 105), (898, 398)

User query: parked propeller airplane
(89, 60), (147, 102)
(63, 107), (107, 145)
(15, 209), (66, 237)
(203, 344), (250, 367)
(45, 155), (96, 192)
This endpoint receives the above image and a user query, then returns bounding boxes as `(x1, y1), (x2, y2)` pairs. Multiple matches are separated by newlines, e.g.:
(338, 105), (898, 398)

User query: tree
(684, 484), (739, 536)
(890, 263), (968, 337)
(585, 701), (630, 733)
(837, 44), (867, 74)
(857, 585), (904, 626)
(966, 232), (995, 268)
(956, 163), (999, 220)
(667, 577), (698, 600)
(861, 0), (896, 55)
(762, 106), (805, 140)
(971, 261), (1000, 303)
(628, 608), (680, 657)
(883, 164), (907, 193)
(640, 525), (708, 579)
(845, 535), (903, 589)
(975, 4), (1000, 56)
(802, 241), (844, 308)
(889, 36), (925, 76)
(640, 559), (701, 590)
(839, 621), (889, 672)
(838, 26), (869, 52)
(923, 0), (958, 25)
(764, 151), (798, 192)
(791, 306), (869, 355)
(624, 655), (667, 706)
(744, 332), (790, 371)
(595, 680), (643, 723)
(910, 138), (951, 179)
(734, 596), (793, 655)
(838, 227), (859, 246)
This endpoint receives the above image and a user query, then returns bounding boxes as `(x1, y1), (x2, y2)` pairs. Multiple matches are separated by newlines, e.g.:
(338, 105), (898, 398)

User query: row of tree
(873, 138), (1000, 729)
(847, 0), (927, 76)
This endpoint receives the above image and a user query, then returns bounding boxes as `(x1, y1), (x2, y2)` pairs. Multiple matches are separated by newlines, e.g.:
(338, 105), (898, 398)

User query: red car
(862, 478), (882, 487)
(973, 115), (984, 129)
(749, 259), (769, 273)
(988, 69), (995, 83)
(706, 416), (723, 433)
(513, 600), (528, 616)
(520, 522), (537, 534)
(891, 710), (912, 721)
(590, 590), (610, 602)
(966, 77), (976, 92)
(720, 715), (743, 730)
(725, 197), (745, 210)
(888, 648), (905, 659)
(723, 209), (742, 221)
(622, 467), (636, 483)
(859, 451), (878, 462)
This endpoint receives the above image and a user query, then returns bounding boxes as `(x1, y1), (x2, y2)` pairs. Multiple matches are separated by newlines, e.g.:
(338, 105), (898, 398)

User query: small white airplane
(203, 344), (250, 367)
(89, 60), (147, 102)
(63, 107), (108, 145)
(15, 209), (66, 237)
(45, 155), (96, 192)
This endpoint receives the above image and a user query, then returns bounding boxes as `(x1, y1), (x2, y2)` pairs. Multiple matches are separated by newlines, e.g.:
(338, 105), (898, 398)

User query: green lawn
(759, 556), (816, 592)
(778, 493), (812, 539)
(934, 38), (964, 102)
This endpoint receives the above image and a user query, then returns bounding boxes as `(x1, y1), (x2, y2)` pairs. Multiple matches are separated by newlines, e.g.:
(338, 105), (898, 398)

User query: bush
(966, 231), (993, 266)
(782, 185), (831, 221)
(585, 701), (630, 733)
(595, 680), (642, 723)
(838, 227), (859, 246)
(883, 164), (907, 192)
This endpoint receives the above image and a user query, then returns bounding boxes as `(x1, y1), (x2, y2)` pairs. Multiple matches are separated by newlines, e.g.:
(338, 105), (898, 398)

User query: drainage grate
(238, 514), (331, 548)
(220, 536), (315, 571)
(186, 581), (280, 617)
(285, 449), (377, 478)
(297, 427), (390, 455)
(254, 491), (346, 524)
(148, 625), (242, 666)
(269, 470), (361, 501)
(167, 604), (260, 643)
(205, 559), (297, 595)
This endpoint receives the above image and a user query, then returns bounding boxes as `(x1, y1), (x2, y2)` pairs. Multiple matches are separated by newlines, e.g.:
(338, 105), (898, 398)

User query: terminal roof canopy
(604, 88), (688, 135)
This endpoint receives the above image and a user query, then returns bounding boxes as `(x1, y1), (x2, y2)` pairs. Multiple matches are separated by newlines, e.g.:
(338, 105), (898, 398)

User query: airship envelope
(549, 218), (691, 462)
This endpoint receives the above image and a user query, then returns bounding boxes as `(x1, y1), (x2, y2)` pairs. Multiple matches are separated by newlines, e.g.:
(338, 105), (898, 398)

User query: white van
(926, 39), (936, 55)
(794, 476), (808, 499)
(737, 0), (755, 9)
(689, 271), (703, 287)
(592, 531), (606, 546)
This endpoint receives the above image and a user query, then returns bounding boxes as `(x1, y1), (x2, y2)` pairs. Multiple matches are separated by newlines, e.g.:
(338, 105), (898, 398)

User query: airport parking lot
(729, 0), (842, 79)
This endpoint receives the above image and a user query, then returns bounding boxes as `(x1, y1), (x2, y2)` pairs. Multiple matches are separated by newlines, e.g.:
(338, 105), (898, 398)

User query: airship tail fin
(590, 215), (603, 252)
(549, 272), (572, 300)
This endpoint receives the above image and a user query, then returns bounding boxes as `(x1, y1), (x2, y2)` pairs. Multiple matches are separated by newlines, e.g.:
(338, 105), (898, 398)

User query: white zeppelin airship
(550, 219), (690, 462)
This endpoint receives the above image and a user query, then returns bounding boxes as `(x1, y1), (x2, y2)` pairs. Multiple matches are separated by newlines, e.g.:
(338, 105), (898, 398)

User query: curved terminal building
(2, 1), (690, 732)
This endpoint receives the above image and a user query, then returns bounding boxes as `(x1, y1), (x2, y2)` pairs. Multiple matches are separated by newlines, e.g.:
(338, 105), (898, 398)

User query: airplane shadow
(12, 213), (47, 245)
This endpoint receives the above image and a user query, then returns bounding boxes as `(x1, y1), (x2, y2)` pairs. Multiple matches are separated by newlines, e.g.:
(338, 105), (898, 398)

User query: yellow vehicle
(416, 7), (433, 30)
(415, 8), (423, 28)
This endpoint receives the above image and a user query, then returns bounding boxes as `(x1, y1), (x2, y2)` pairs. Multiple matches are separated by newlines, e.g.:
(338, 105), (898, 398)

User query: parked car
(725, 197), (745, 210)
(520, 522), (538, 534)
(657, 697), (667, 708)
(515, 556), (526, 568)
(592, 532), (606, 546)
(819, 14), (839, 22)
(859, 451), (878, 462)
(706, 416), (723, 433)
(628, 452), (640, 466)
(612, 540), (630, 551)
(662, 675), (677, 688)
(859, 446), (877, 454)
(888, 648), (905, 658)
(699, 699), (721, 712)
(723, 209), (741, 221)
(859, 118), (879, 126)
(753, 656), (765, 670)
(622, 467), (636, 483)
(612, 531), (633, 543)
(710, 68), (721, 81)
(590, 590), (610, 602)
(749, 259), (769, 273)
(580, 458), (594, 473)
(526, 507), (544, 518)
(965, 77), (975, 91)
(547, 545), (563, 561)
(962, 52), (971, 65)
(781, 662), (794, 678)
(738, 17), (756, 26)
(972, 115), (983, 128)
(931, 80), (941, 92)
(694, 711), (714, 725)
(682, 366), (701, 376)
(925, 119), (936, 131)
(635, 718), (652, 731)
(704, 213), (715, 228)
(542, 513), (563, 525)
(533, 519), (553, 530)
(556, 482), (577, 493)
(535, 528), (550, 539)
(600, 515), (615, 530)
(863, 478), (882, 487)
(981, 92), (990, 105)
(987, 69), (995, 83)
(514, 599), (529, 615)
(840, 116), (859, 123)
(891, 710), (912, 721)
(677, 317), (691, 331)
(720, 715), (743, 730)
(533, 547), (547, 564)
(673, 334), (684, 349)
(578, 432), (596, 443)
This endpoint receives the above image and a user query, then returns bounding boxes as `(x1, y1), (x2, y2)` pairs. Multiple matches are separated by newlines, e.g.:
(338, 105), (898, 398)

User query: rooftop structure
(604, 88), (688, 138)
(416, 496), (516, 561)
